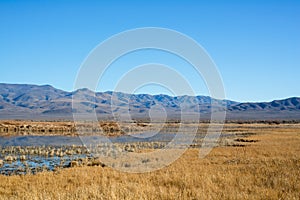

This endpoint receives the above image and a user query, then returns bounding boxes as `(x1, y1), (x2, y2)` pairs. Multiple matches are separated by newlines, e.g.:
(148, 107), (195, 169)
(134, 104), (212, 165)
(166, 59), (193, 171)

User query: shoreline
(1, 120), (300, 137)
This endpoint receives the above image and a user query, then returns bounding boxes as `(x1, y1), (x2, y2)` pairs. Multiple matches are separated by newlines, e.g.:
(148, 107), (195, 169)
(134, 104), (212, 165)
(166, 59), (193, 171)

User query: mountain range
(0, 83), (300, 120)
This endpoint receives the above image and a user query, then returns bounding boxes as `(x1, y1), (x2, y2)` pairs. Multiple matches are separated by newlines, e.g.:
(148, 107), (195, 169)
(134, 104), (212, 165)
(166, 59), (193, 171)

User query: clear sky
(0, 0), (299, 102)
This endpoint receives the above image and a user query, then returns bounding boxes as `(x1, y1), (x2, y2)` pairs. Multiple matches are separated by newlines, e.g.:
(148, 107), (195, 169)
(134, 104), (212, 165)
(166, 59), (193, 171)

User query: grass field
(0, 123), (299, 199)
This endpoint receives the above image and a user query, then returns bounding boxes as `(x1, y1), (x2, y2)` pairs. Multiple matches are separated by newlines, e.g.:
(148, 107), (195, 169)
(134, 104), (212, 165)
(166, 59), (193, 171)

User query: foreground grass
(0, 125), (299, 199)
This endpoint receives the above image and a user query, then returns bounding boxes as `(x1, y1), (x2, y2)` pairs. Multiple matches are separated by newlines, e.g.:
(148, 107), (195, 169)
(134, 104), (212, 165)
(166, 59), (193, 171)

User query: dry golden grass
(0, 120), (152, 136)
(0, 124), (299, 199)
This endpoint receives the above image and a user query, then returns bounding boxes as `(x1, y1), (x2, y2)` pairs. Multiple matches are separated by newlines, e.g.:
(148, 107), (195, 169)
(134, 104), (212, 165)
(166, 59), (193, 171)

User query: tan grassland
(0, 123), (299, 199)
(0, 120), (152, 136)
(1, 120), (300, 136)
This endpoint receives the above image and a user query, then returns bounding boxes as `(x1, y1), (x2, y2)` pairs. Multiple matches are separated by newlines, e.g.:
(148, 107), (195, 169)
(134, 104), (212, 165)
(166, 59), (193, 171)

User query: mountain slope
(0, 83), (299, 120)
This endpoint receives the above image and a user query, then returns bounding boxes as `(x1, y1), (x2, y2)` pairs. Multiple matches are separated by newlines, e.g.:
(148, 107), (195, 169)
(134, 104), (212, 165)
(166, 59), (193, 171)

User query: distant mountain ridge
(0, 83), (300, 120)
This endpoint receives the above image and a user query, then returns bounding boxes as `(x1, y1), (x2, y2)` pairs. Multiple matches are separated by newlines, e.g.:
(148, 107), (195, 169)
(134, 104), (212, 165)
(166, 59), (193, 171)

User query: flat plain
(0, 122), (299, 199)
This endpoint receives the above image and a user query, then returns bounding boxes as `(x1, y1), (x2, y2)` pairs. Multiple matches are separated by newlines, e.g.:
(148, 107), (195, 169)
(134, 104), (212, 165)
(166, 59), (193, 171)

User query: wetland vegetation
(0, 121), (299, 199)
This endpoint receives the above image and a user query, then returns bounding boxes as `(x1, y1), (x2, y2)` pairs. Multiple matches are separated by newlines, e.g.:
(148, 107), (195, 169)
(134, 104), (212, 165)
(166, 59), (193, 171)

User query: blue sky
(0, 0), (299, 102)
